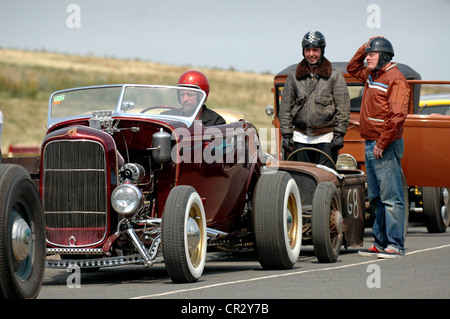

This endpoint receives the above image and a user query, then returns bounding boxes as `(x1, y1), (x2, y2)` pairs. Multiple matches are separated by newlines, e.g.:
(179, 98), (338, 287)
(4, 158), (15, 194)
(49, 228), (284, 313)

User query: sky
(0, 0), (449, 80)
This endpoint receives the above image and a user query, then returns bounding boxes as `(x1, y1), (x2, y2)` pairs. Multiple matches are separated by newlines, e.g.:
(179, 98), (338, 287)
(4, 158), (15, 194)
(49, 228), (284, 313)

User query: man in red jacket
(347, 37), (409, 258)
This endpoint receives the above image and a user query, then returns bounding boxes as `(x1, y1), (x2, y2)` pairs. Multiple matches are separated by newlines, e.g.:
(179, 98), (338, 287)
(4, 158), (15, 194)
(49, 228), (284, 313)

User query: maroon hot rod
(41, 84), (303, 283)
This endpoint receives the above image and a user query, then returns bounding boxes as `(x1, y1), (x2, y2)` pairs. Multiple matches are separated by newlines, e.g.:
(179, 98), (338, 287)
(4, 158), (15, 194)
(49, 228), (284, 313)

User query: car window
(418, 104), (450, 115)
(51, 86), (122, 119)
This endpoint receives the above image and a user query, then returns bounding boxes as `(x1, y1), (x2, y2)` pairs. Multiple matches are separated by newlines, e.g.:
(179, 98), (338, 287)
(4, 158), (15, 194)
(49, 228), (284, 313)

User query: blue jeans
(365, 139), (405, 253)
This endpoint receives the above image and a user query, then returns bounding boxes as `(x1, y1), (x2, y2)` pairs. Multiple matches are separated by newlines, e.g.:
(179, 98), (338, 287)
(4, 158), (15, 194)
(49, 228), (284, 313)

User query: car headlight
(336, 153), (358, 170)
(111, 183), (143, 216)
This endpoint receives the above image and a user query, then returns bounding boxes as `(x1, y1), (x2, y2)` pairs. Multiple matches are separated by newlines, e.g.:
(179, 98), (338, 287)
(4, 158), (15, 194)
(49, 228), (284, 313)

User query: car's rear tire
(423, 187), (449, 233)
(253, 171), (302, 269)
(162, 186), (207, 283)
(312, 182), (343, 263)
(0, 164), (45, 299)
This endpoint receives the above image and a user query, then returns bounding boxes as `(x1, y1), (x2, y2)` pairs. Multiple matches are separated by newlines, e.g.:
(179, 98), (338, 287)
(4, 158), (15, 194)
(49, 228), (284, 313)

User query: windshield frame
(47, 84), (207, 129)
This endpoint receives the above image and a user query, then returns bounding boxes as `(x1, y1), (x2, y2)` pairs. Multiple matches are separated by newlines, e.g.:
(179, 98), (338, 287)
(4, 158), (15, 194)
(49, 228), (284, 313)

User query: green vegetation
(0, 48), (275, 153)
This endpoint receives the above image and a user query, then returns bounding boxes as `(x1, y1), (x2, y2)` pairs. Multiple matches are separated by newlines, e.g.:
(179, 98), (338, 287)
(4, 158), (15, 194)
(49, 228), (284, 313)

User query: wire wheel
(312, 182), (343, 263)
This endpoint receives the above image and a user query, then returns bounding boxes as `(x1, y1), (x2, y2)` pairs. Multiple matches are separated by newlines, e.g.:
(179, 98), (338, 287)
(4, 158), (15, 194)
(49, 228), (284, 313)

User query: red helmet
(177, 70), (210, 100)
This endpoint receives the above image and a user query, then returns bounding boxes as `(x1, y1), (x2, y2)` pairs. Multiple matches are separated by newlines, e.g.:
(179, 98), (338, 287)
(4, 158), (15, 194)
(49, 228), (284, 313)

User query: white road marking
(405, 244), (450, 255)
(132, 244), (450, 299)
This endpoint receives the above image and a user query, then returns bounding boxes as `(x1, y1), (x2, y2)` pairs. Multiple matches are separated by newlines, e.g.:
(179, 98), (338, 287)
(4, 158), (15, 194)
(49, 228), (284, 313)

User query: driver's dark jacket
(200, 105), (226, 126)
(279, 58), (350, 137)
(164, 105), (226, 126)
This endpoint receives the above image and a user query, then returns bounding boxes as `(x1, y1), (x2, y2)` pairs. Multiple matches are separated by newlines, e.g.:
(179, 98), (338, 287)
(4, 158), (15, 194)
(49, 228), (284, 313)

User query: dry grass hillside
(0, 48), (275, 153)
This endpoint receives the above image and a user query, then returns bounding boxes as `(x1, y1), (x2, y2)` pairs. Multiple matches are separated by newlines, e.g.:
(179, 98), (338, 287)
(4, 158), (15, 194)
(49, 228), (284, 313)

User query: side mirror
(121, 101), (135, 112)
(265, 105), (274, 118)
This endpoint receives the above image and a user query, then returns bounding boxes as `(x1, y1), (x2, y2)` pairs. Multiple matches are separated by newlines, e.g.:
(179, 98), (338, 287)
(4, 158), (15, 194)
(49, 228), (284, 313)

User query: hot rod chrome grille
(43, 140), (108, 247)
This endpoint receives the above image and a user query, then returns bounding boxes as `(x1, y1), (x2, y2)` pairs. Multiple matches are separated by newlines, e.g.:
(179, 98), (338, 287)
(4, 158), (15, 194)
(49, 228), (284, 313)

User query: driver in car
(179, 89), (200, 114)
(177, 70), (226, 127)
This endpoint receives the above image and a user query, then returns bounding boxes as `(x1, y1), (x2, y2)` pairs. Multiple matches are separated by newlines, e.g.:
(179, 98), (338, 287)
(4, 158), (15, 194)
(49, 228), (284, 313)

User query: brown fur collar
(295, 58), (332, 80)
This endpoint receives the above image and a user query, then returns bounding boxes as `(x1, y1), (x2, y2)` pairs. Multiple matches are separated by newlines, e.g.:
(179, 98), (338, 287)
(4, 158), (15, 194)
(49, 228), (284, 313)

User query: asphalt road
(38, 222), (449, 305)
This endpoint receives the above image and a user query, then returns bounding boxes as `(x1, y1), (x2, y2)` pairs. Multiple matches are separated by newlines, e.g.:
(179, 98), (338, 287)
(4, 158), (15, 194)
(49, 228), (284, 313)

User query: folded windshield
(48, 85), (206, 127)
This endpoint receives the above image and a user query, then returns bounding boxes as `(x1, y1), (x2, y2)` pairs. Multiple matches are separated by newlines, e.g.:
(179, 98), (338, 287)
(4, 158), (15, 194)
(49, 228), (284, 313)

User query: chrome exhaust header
(207, 228), (228, 239)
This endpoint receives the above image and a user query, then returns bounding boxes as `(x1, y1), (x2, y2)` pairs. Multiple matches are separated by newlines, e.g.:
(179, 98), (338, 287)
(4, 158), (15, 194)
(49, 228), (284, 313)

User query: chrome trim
(336, 153), (358, 170)
(207, 228), (228, 239)
(45, 254), (163, 269)
(316, 164), (345, 180)
(126, 227), (154, 267)
(45, 234), (162, 269)
(43, 139), (108, 248)
(11, 217), (33, 262)
(46, 248), (107, 255)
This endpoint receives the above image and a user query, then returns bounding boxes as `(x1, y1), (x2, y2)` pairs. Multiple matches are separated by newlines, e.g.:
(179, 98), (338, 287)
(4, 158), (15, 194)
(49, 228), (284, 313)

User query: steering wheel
(140, 105), (189, 116)
(286, 147), (337, 171)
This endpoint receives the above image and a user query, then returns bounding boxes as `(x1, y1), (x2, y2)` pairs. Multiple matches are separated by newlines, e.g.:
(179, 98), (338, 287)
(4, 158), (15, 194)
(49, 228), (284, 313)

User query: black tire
(0, 164), (45, 299)
(253, 171), (302, 269)
(312, 182), (343, 263)
(423, 187), (449, 233)
(162, 186), (207, 283)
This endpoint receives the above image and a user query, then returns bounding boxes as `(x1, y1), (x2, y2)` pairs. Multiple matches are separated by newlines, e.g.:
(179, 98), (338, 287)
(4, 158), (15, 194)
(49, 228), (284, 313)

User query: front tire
(162, 186), (207, 283)
(253, 171), (302, 269)
(0, 164), (45, 299)
(312, 182), (343, 263)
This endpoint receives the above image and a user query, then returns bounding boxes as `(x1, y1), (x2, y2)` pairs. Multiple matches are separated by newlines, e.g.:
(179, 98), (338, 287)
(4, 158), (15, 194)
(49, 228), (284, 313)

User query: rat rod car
(40, 84), (303, 283)
(263, 126), (369, 263)
(273, 152), (367, 263)
(0, 155), (45, 299)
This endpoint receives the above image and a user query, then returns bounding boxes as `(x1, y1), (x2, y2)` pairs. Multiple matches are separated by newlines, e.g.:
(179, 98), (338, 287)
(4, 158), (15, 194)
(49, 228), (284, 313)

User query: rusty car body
(274, 157), (367, 263)
(265, 62), (371, 262)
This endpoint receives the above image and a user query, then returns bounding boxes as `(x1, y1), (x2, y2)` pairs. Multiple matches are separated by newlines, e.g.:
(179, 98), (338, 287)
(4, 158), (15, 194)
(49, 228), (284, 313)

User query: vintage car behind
(271, 62), (450, 234)
(40, 84), (303, 283)
(0, 153), (45, 299)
